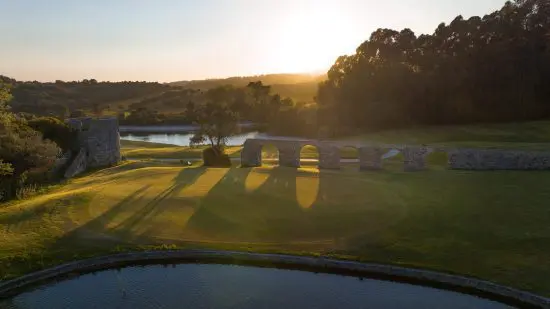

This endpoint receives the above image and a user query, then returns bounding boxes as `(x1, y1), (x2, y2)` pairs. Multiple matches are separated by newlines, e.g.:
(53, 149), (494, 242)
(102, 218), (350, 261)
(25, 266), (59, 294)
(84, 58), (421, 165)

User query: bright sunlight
(267, 5), (358, 73)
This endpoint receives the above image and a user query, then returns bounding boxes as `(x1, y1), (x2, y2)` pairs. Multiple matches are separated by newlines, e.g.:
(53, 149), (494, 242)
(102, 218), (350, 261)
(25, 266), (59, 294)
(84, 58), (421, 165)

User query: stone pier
(240, 138), (550, 171)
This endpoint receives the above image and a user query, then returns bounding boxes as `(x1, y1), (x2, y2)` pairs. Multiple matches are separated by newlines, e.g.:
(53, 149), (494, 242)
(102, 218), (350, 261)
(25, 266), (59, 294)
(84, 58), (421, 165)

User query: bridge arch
(300, 144), (319, 168)
(261, 143), (280, 166)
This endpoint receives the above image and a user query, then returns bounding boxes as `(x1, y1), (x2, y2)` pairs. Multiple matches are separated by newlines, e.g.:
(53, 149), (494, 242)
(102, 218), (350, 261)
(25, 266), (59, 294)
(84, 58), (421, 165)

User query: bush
(202, 147), (231, 167)
(27, 117), (78, 152)
(0, 114), (60, 201)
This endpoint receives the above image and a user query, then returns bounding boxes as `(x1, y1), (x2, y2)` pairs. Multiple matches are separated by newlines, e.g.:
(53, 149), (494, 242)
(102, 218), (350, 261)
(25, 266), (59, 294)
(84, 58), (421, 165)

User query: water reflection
(3, 264), (513, 309)
(120, 131), (263, 146)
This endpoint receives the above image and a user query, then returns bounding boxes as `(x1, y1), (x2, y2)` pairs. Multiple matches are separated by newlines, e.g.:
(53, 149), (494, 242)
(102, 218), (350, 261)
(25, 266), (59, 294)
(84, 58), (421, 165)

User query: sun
(268, 6), (356, 73)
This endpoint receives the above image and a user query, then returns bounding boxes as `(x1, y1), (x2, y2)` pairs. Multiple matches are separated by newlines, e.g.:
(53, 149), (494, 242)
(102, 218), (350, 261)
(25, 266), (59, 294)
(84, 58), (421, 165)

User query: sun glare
(268, 6), (356, 73)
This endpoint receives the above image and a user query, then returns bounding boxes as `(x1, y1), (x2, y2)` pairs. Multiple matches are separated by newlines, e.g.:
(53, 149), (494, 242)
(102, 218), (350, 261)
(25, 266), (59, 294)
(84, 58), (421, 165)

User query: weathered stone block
(63, 117), (121, 177)
(64, 148), (87, 178)
(359, 147), (383, 171)
(318, 145), (340, 169)
(403, 147), (428, 172)
(241, 140), (262, 167)
(279, 144), (301, 168)
(450, 149), (550, 170)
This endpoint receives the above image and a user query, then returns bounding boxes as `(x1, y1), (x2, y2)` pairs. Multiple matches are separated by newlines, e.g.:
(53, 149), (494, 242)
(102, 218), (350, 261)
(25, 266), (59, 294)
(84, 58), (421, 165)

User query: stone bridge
(240, 138), (550, 171)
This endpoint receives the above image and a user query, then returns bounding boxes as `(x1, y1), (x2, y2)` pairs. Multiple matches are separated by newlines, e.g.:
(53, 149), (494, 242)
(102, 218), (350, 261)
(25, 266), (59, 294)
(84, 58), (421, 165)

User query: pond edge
(0, 250), (548, 308)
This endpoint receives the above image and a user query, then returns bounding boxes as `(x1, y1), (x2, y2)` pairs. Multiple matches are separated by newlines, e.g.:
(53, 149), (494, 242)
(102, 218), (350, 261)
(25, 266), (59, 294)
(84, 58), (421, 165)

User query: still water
(120, 131), (263, 146)
(2, 264), (513, 309)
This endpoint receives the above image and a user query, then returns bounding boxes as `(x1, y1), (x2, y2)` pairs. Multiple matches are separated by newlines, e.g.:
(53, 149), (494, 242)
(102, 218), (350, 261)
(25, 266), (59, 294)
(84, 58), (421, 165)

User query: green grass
(1, 160), (550, 296)
(345, 120), (550, 148)
(121, 141), (359, 160)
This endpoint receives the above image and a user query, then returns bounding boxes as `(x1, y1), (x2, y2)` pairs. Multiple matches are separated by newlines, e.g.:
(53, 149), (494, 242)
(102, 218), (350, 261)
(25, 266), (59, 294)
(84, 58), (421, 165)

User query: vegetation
(318, 0), (550, 135)
(0, 84), (62, 202)
(0, 73), (322, 126)
(170, 73), (324, 104)
(0, 76), (169, 118)
(1, 162), (549, 296)
(26, 117), (78, 152)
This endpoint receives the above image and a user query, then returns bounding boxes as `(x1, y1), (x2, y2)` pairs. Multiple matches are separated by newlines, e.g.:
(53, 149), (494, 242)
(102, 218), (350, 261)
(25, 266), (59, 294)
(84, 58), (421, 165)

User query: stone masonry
(64, 117), (121, 178)
(241, 138), (550, 171)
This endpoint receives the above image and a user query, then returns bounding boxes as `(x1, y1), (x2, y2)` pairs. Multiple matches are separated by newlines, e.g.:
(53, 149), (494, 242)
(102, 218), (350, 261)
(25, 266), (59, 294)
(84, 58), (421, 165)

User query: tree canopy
(0, 83), (61, 201)
(317, 0), (550, 134)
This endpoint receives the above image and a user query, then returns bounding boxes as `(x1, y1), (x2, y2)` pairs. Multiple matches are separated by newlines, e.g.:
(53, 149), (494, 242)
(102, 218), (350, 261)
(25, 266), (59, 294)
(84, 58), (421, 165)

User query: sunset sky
(1, 0), (505, 82)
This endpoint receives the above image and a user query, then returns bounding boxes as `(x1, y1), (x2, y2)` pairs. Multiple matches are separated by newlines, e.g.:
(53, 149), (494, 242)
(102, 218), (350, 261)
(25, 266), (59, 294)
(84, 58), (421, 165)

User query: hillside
(170, 73), (326, 104)
(1, 73), (324, 117)
(0, 76), (170, 117)
(169, 73), (326, 89)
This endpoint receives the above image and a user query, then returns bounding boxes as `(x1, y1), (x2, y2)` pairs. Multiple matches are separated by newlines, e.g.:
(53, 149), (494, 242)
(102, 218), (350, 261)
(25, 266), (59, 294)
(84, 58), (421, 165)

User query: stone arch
(340, 145), (359, 170)
(261, 143), (280, 166)
(299, 144), (320, 168)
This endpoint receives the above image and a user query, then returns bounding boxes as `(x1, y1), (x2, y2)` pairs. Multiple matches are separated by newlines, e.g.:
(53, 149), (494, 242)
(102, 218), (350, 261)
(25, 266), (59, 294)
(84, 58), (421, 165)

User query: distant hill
(169, 73), (326, 89)
(1, 73), (326, 118)
(170, 73), (326, 103)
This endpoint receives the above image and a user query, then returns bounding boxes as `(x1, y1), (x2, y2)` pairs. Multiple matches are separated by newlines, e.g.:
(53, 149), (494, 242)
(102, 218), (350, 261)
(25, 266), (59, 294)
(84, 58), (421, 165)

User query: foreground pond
(2, 263), (513, 309)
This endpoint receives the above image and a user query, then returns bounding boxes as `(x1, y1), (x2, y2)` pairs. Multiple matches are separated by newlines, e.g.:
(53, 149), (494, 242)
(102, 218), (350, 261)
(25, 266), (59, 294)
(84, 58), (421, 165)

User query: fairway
(1, 161), (550, 296)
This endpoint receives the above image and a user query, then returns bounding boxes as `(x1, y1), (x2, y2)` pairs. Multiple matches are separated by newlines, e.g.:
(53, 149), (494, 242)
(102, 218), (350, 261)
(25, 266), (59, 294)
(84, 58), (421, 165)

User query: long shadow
(51, 184), (152, 248)
(110, 167), (207, 237)
(50, 167), (207, 249)
(182, 166), (311, 242)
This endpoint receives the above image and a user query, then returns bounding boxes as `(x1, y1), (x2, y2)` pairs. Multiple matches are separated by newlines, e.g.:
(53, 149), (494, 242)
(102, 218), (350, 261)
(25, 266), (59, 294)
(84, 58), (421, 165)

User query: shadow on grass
(50, 167), (208, 248)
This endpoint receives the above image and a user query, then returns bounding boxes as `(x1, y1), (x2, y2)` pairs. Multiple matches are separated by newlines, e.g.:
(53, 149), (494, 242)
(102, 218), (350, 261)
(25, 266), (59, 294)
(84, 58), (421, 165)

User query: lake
(1, 263), (513, 309)
(120, 131), (265, 146)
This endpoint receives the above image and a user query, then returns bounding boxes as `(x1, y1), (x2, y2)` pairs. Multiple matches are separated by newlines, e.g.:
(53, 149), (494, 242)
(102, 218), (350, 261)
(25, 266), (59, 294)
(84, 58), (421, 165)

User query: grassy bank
(1, 160), (549, 296)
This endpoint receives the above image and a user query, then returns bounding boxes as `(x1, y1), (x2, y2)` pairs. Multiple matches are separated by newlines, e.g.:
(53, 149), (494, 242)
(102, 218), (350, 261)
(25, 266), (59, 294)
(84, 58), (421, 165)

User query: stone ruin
(241, 138), (550, 171)
(63, 117), (121, 178)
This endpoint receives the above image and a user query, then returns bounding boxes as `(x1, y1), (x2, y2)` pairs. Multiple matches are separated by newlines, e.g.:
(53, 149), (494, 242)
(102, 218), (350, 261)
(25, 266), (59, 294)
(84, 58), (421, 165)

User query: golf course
(1, 120), (550, 297)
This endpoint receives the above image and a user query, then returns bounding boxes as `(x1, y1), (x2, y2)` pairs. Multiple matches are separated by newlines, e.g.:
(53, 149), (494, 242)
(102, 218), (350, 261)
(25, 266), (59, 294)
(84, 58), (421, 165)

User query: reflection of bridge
(241, 138), (550, 171)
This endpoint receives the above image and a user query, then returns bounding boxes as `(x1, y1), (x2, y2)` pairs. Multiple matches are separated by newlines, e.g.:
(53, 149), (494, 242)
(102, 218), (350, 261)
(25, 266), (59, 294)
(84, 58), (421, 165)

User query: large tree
(317, 0), (550, 133)
(187, 88), (240, 152)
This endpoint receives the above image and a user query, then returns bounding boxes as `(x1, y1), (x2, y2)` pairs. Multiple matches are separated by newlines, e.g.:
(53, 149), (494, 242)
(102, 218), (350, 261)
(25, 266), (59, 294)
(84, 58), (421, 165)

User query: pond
(120, 131), (265, 146)
(1, 264), (513, 309)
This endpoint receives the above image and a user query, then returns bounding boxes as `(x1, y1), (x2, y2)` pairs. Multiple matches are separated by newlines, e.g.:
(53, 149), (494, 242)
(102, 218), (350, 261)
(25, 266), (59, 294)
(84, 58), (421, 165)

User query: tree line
(317, 0), (550, 135)
(0, 81), (76, 202)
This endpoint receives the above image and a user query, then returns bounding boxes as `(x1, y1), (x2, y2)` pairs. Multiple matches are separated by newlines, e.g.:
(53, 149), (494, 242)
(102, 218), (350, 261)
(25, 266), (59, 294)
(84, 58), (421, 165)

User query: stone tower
(64, 117), (121, 177)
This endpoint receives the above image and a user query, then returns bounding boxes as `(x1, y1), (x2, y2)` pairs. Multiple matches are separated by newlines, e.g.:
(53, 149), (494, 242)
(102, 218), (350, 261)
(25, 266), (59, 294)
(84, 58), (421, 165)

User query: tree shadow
(109, 167), (207, 237)
(182, 166), (305, 242)
(50, 167), (208, 248)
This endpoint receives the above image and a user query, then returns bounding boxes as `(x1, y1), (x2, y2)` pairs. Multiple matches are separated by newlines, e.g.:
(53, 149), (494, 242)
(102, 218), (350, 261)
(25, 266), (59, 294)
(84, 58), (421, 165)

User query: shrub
(202, 147), (231, 167)
(27, 117), (78, 151)
(0, 115), (60, 201)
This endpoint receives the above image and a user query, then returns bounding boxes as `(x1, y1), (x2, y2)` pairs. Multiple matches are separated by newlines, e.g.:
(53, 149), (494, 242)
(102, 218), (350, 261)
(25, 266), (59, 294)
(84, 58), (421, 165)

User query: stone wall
(241, 138), (550, 171)
(65, 117), (121, 178)
(64, 148), (88, 178)
(449, 149), (550, 170)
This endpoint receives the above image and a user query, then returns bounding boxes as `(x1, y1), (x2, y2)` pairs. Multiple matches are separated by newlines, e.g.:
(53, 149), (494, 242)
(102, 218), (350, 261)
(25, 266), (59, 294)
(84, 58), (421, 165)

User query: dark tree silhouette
(317, 0), (550, 134)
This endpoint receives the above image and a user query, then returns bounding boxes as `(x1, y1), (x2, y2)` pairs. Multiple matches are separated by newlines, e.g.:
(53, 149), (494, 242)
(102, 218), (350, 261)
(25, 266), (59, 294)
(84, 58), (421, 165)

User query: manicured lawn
(1, 160), (549, 296)
(344, 120), (550, 148)
(121, 142), (358, 160)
